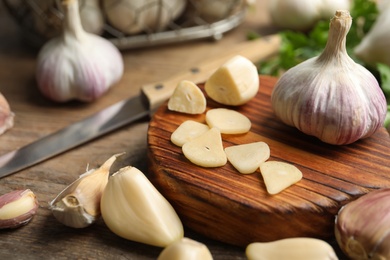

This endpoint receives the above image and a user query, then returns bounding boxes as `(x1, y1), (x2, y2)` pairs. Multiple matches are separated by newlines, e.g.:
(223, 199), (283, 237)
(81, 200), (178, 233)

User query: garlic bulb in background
(0, 92), (14, 136)
(354, 1), (390, 67)
(36, 0), (124, 102)
(335, 188), (390, 259)
(271, 10), (387, 145)
(103, 0), (186, 35)
(268, 0), (351, 31)
(78, 0), (105, 35)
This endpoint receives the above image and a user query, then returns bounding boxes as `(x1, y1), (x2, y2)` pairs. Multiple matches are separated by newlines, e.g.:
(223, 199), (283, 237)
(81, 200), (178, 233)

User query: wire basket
(3, 0), (248, 50)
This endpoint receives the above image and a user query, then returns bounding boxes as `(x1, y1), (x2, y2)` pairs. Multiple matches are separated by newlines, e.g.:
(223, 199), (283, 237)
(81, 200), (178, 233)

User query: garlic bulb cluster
(36, 0), (124, 102)
(335, 188), (390, 259)
(0, 92), (14, 136)
(354, 1), (390, 67)
(271, 10), (387, 145)
(268, 0), (351, 31)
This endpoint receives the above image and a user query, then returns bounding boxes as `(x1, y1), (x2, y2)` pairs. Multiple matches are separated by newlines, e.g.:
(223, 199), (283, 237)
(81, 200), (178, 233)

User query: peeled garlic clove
(182, 128), (227, 168)
(100, 166), (184, 247)
(246, 238), (338, 260)
(157, 237), (213, 260)
(36, 0), (123, 102)
(225, 142), (270, 174)
(205, 55), (259, 106)
(205, 108), (251, 134)
(49, 153), (122, 228)
(259, 161), (302, 195)
(335, 188), (390, 259)
(0, 92), (14, 136)
(271, 10), (387, 145)
(168, 80), (207, 114)
(171, 120), (209, 147)
(0, 189), (39, 229)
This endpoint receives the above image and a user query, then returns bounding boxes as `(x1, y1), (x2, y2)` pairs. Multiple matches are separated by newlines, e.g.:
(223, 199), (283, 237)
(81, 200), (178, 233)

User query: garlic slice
(49, 153), (122, 228)
(205, 108), (251, 134)
(100, 166), (184, 247)
(259, 161), (302, 195)
(0, 92), (14, 136)
(246, 237), (338, 260)
(225, 142), (270, 174)
(171, 120), (209, 147)
(205, 55), (259, 106)
(168, 80), (207, 114)
(182, 128), (227, 167)
(157, 237), (213, 260)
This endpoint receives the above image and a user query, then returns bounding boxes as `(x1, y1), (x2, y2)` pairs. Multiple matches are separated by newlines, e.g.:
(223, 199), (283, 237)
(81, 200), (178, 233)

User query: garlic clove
(157, 237), (213, 260)
(36, 0), (124, 103)
(49, 153), (123, 228)
(205, 55), (259, 106)
(171, 120), (210, 147)
(335, 188), (390, 259)
(0, 92), (14, 136)
(246, 237), (338, 260)
(182, 128), (227, 168)
(168, 80), (207, 114)
(0, 189), (39, 229)
(100, 166), (184, 247)
(225, 142), (270, 174)
(259, 161), (302, 195)
(205, 108), (251, 134)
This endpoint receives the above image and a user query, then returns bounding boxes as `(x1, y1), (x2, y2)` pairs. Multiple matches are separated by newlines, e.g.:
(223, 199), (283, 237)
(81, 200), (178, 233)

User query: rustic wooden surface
(148, 76), (390, 250)
(0, 1), (284, 259)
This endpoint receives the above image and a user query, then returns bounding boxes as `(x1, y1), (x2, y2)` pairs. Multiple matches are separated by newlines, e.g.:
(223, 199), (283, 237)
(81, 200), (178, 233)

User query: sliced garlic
(205, 55), (259, 106)
(246, 237), (338, 260)
(225, 142), (270, 174)
(171, 120), (210, 147)
(0, 92), (14, 136)
(259, 161), (302, 195)
(49, 153), (122, 228)
(157, 237), (213, 260)
(168, 80), (207, 114)
(0, 189), (39, 229)
(205, 108), (251, 134)
(182, 128), (227, 167)
(100, 166), (184, 247)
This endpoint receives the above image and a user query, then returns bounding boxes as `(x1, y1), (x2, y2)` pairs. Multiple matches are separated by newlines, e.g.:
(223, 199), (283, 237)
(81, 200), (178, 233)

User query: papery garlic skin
(0, 189), (39, 229)
(271, 10), (387, 145)
(335, 188), (390, 259)
(101, 166), (184, 247)
(36, 0), (124, 102)
(0, 92), (14, 136)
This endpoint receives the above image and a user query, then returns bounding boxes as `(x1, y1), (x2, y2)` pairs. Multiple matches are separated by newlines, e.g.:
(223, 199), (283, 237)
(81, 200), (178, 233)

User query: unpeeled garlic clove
(246, 237), (338, 260)
(100, 166), (184, 247)
(157, 237), (213, 260)
(335, 188), (390, 259)
(49, 153), (122, 228)
(0, 189), (39, 229)
(0, 92), (14, 136)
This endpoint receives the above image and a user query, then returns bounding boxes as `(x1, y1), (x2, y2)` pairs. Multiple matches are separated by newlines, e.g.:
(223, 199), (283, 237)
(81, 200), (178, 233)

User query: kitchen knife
(0, 34), (280, 179)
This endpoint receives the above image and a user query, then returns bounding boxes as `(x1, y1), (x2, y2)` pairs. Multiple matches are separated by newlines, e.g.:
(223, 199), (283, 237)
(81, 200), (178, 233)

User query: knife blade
(0, 34), (280, 179)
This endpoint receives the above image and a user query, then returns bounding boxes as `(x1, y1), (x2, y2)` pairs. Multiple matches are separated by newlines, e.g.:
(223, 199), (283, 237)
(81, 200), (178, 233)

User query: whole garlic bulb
(354, 0), (390, 67)
(0, 93), (14, 136)
(36, 0), (124, 102)
(271, 10), (387, 145)
(268, 0), (351, 31)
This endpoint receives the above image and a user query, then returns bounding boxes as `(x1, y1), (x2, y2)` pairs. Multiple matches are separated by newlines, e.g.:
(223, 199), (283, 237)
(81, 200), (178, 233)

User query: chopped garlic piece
(182, 128), (227, 167)
(171, 120), (209, 147)
(205, 55), (259, 106)
(225, 142), (270, 174)
(260, 161), (302, 195)
(168, 80), (206, 114)
(205, 108), (251, 134)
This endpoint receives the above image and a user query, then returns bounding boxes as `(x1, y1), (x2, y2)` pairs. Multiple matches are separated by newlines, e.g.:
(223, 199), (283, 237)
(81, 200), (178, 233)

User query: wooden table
(0, 1), (348, 259)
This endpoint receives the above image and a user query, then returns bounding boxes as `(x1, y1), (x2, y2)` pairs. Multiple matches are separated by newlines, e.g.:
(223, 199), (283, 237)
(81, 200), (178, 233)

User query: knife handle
(141, 34), (281, 112)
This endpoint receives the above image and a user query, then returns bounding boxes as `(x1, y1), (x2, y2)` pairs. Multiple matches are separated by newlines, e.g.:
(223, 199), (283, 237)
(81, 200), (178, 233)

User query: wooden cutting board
(147, 75), (390, 247)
